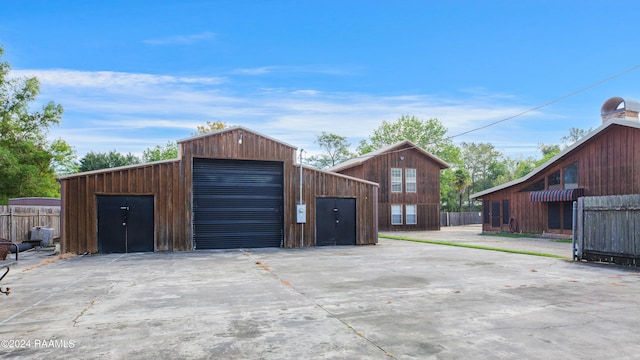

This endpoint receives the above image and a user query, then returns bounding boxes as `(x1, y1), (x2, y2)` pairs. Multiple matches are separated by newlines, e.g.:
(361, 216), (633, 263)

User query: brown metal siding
(285, 167), (378, 247)
(60, 127), (378, 253)
(60, 161), (184, 254)
(481, 124), (640, 235)
(337, 145), (442, 231)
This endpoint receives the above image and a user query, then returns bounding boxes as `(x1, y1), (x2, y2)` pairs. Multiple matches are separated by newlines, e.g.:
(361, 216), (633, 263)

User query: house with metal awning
(470, 97), (640, 236)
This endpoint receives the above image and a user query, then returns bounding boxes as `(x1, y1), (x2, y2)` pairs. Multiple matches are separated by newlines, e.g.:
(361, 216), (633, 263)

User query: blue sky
(2, 1), (640, 160)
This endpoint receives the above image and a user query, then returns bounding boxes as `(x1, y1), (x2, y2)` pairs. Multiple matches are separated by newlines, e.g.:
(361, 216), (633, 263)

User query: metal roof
(176, 125), (297, 149)
(470, 118), (640, 199)
(328, 140), (450, 172)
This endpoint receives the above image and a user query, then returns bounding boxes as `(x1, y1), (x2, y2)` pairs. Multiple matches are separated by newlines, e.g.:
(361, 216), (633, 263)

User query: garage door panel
(195, 197), (282, 208)
(193, 158), (284, 249)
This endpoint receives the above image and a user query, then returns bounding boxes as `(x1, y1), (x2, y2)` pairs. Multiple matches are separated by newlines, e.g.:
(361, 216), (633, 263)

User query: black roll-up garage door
(193, 159), (284, 249)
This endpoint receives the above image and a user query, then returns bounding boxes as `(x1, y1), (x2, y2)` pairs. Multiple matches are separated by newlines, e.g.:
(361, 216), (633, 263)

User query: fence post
(9, 206), (13, 243)
(576, 198), (584, 261)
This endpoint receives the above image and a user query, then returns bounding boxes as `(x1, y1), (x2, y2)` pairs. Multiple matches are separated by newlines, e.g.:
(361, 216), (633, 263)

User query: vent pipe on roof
(601, 97), (640, 123)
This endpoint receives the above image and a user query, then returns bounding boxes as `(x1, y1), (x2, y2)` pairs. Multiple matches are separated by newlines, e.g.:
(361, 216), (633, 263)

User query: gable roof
(470, 118), (640, 199)
(328, 140), (449, 172)
(60, 126), (296, 180)
(177, 125), (297, 149)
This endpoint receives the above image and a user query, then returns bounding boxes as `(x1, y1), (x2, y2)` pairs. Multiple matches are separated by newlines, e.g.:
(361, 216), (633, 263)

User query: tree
(561, 127), (592, 148)
(357, 115), (459, 163)
(306, 132), (353, 169)
(452, 168), (471, 212)
(460, 142), (504, 210)
(491, 156), (538, 185)
(143, 141), (178, 162)
(0, 46), (70, 203)
(193, 120), (227, 135)
(79, 150), (141, 172)
(49, 138), (79, 175)
(358, 115), (464, 207)
(535, 143), (561, 166)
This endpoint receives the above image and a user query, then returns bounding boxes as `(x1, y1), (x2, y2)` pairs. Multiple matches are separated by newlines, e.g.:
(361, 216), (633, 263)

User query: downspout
(299, 149), (304, 247)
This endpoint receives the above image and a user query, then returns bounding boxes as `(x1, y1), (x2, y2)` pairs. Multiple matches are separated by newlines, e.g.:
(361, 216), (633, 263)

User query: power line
(342, 64), (640, 163)
(447, 63), (640, 139)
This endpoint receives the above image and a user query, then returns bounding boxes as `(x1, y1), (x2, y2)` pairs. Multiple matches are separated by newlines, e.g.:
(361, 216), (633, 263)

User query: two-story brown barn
(59, 127), (379, 254)
(330, 140), (449, 231)
(471, 97), (640, 236)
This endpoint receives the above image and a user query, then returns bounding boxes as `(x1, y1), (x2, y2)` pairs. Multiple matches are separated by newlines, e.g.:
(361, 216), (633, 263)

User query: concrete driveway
(1, 230), (639, 359)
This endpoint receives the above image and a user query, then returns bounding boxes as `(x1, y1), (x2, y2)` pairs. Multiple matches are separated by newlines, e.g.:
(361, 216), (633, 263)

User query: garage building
(59, 127), (379, 253)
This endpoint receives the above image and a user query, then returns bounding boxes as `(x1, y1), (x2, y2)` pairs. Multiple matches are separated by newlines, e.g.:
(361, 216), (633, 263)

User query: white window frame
(405, 204), (417, 225)
(405, 168), (417, 193)
(391, 204), (403, 225)
(391, 168), (403, 192)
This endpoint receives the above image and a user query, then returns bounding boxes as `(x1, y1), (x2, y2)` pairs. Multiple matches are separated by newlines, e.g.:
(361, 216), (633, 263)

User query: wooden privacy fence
(0, 206), (61, 243)
(574, 194), (640, 266)
(441, 212), (482, 227)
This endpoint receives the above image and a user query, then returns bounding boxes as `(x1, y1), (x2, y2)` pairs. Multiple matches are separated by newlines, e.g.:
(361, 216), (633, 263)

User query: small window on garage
(405, 169), (416, 192)
(391, 168), (402, 192)
(405, 204), (417, 225)
(391, 204), (403, 225)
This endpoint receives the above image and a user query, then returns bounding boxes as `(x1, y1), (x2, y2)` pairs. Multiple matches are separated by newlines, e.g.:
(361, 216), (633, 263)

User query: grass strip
(480, 232), (540, 239)
(379, 235), (569, 259)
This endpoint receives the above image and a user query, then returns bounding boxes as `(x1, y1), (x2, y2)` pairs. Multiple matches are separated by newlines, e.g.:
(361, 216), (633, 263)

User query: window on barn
(405, 204), (417, 224)
(502, 200), (510, 225)
(548, 202), (561, 229)
(483, 201), (490, 224)
(520, 179), (545, 192)
(391, 204), (403, 225)
(391, 168), (402, 192)
(563, 162), (578, 189)
(491, 202), (501, 228)
(405, 169), (417, 192)
(548, 170), (561, 190)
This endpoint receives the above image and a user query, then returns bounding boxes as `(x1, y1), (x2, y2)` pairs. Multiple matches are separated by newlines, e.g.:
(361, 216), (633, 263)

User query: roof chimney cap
(601, 96), (640, 123)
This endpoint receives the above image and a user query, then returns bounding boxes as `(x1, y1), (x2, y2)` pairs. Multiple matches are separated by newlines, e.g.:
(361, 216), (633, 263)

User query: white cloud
(231, 65), (353, 76)
(20, 68), (560, 159)
(12, 69), (226, 89)
(143, 31), (216, 45)
(232, 67), (276, 75)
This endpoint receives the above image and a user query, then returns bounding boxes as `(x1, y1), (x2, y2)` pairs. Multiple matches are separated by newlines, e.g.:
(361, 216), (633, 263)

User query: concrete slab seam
(241, 249), (397, 359)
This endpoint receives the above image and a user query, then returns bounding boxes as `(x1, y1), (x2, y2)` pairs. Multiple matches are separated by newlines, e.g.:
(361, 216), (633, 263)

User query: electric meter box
(296, 204), (307, 223)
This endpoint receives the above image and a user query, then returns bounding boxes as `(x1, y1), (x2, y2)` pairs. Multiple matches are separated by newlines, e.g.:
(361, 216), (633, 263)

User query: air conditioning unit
(30, 227), (55, 247)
